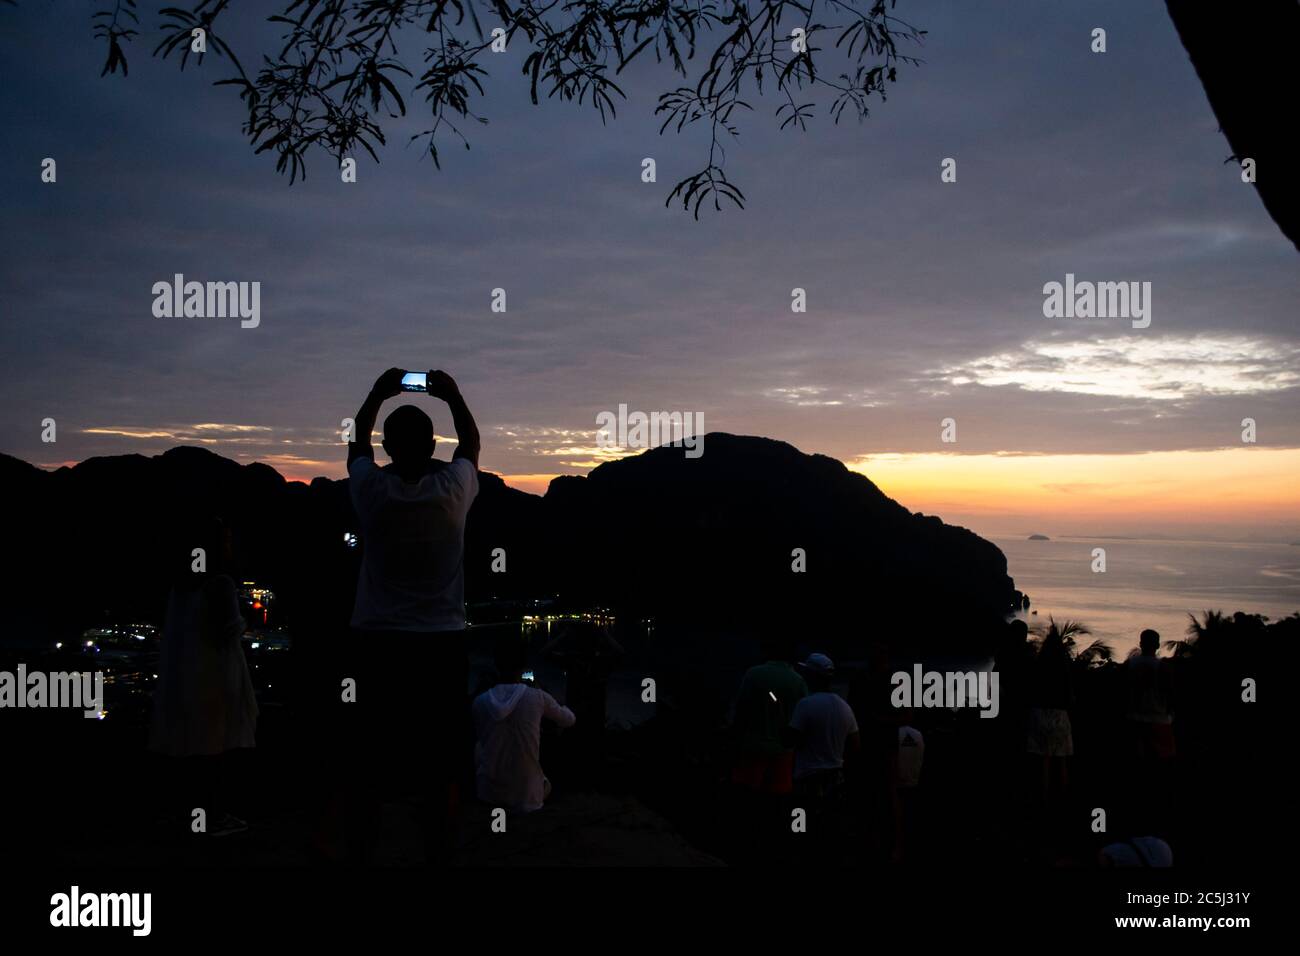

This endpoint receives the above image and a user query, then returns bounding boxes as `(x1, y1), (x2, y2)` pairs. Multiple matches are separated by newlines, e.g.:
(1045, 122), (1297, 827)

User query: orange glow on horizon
(36, 442), (1300, 534)
(498, 474), (563, 497)
(846, 447), (1300, 526)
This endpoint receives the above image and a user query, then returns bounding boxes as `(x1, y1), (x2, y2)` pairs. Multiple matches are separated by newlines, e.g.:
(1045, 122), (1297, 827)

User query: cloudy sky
(2, 0), (1297, 541)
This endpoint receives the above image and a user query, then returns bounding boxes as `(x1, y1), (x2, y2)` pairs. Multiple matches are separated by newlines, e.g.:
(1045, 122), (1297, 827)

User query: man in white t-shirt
(788, 653), (860, 796)
(349, 368), (480, 632)
(345, 366), (481, 863)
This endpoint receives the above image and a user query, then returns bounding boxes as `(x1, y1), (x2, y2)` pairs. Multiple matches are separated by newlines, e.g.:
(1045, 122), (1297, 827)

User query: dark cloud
(1, 0), (1296, 479)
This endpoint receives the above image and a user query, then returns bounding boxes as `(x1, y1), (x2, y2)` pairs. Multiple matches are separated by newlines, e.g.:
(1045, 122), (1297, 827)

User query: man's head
(382, 404), (435, 468)
(1139, 629), (1161, 655)
(798, 652), (835, 691)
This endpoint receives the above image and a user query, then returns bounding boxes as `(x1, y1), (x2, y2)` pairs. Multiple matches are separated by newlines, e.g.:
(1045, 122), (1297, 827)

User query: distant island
(1027, 534), (1050, 541)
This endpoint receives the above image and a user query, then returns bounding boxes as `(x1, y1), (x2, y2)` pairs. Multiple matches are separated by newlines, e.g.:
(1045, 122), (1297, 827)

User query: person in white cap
(788, 653), (860, 797)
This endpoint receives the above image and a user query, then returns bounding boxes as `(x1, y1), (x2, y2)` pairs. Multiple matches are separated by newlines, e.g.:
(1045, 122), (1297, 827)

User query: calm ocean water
(996, 535), (1300, 655)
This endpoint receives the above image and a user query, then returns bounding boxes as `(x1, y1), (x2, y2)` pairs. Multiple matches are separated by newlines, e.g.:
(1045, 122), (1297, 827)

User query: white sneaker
(209, 813), (249, 837)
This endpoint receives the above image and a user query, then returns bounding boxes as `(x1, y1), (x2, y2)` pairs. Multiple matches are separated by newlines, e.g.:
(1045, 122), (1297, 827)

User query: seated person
(472, 636), (575, 813)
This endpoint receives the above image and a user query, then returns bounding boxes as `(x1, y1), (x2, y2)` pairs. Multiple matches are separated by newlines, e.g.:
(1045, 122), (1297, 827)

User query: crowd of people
(714, 616), (1194, 867)
(139, 366), (1262, 868)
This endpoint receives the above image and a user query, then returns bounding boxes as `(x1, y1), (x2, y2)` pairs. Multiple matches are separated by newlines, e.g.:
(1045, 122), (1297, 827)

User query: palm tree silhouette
(1164, 609), (1229, 659)
(1033, 617), (1113, 667)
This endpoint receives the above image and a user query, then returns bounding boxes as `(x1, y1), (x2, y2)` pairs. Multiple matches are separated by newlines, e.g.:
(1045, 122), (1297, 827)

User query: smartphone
(521, 670), (536, 683)
(400, 371), (427, 392)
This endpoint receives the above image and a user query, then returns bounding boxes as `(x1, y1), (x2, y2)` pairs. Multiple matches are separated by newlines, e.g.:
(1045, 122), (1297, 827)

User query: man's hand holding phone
(349, 367), (404, 466)
(426, 370), (479, 466)
(425, 370), (460, 402)
(354, 366), (478, 467)
(371, 367), (406, 401)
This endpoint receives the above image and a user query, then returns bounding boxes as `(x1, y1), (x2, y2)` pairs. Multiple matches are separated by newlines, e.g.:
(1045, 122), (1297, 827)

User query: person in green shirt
(731, 631), (808, 795)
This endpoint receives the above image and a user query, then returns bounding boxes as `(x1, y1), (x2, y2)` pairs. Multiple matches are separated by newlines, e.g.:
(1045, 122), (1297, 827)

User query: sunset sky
(2, 0), (1297, 543)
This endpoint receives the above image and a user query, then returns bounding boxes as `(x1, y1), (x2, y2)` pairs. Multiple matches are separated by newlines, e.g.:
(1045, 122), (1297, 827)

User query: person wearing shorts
(731, 632), (807, 796)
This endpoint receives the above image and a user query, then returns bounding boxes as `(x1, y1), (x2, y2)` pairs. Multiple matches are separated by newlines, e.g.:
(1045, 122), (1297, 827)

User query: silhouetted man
(1126, 628), (1174, 757)
(1125, 628), (1175, 815)
(346, 367), (481, 863)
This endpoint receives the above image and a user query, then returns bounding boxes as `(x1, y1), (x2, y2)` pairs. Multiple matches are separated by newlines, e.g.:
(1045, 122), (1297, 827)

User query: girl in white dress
(149, 517), (258, 835)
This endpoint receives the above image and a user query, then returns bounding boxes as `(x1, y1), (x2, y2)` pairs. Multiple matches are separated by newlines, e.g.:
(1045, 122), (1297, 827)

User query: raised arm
(348, 367), (404, 467)
(426, 370), (480, 467)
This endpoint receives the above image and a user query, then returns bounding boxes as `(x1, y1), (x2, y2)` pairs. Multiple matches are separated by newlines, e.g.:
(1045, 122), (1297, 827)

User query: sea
(994, 535), (1300, 656)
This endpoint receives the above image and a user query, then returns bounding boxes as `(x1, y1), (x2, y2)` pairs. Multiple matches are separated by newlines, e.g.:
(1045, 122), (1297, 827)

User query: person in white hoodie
(472, 637), (575, 813)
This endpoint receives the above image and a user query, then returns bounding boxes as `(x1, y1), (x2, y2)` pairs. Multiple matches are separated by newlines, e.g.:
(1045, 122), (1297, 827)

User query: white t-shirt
(349, 455), (479, 631)
(473, 684), (576, 813)
(789, 691), (859, 779)
(897, 725), (925, 788)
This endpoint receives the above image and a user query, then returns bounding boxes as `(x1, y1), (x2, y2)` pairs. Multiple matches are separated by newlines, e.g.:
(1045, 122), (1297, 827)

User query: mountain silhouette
(2, 434), (1015, 656)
